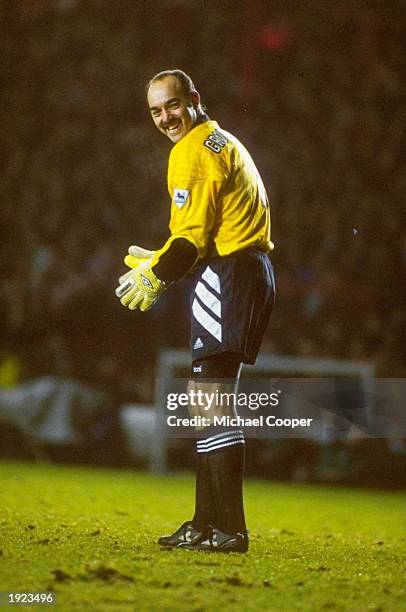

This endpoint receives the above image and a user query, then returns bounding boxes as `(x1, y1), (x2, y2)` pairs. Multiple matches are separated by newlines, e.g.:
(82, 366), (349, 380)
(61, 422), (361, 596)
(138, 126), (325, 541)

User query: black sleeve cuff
(152, 237), (198, 283)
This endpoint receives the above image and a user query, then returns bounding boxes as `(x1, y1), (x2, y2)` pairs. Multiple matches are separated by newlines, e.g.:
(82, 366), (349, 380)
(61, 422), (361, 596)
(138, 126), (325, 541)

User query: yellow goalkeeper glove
(118, 245), (155, 286)
(115, 261), (166, 312)
(124, 245), (154, 269)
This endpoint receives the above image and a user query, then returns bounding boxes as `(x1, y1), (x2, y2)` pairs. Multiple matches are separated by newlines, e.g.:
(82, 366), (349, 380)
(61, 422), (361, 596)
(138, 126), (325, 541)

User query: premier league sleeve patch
(173, 188), (190, 209)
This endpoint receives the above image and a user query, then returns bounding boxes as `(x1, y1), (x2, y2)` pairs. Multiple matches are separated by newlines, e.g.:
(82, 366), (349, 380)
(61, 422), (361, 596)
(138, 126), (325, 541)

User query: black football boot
(179, 526), (249, 553)
(158, 521), (204, 548)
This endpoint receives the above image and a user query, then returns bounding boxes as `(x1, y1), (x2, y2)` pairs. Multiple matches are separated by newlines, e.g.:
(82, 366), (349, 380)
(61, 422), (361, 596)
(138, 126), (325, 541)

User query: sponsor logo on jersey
(173, 188), (190, 208)
(193, 337), (204, 350)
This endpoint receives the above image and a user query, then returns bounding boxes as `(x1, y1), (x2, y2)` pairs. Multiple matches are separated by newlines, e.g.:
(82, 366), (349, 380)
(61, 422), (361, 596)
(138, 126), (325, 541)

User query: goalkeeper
(115, 69), (275, 553)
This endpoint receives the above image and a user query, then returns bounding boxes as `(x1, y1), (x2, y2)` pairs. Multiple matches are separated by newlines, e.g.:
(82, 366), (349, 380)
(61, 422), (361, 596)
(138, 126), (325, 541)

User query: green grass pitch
(0, 461), (405, 611)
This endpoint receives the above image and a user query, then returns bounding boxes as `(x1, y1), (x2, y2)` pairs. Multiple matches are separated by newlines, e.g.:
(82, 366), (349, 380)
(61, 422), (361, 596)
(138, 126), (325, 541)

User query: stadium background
(1, 0), (405, 484)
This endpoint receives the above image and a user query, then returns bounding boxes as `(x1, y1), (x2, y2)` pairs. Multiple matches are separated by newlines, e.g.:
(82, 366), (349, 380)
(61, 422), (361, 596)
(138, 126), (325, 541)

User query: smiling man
(148, 72), (200, 143)
(116, 69), (275, 553)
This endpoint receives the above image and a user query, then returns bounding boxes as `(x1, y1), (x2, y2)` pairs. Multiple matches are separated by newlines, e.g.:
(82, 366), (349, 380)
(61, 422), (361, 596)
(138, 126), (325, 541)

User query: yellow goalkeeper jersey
(154, 119), (274, 264)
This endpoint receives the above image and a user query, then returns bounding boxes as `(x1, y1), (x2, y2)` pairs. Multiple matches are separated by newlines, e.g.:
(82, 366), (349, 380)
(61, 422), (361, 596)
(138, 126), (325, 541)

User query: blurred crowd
(1, 0), (405, 402)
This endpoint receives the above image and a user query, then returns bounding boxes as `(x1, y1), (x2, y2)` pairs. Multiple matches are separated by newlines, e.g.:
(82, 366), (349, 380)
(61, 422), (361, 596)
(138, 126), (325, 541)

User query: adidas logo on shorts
(193, 337), (204, 349)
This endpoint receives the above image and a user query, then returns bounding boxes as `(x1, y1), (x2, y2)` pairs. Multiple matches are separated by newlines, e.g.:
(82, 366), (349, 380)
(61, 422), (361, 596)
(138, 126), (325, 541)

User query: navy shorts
(190, 249), (275, 364)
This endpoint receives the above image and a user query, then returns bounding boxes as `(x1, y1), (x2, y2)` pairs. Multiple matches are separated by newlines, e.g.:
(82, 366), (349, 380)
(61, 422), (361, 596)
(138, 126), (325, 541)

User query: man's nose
(161, 109), (172, 125)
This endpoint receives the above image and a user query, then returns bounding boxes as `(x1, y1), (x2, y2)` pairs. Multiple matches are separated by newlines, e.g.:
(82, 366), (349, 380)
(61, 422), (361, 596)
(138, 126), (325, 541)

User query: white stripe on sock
(197, 438), (245, 453)
(197, 431), (245, 451)
(197, 430), (244, 446)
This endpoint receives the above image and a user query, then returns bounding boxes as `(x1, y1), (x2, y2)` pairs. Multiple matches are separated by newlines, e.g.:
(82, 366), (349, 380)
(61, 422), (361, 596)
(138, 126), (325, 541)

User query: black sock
(207, 441), (247, 535)
(192, 449), (216, 531)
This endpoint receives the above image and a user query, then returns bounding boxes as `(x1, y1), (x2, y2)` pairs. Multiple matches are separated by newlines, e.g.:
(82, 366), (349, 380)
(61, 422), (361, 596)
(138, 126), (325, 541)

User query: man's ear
(191, 90), (201, 109)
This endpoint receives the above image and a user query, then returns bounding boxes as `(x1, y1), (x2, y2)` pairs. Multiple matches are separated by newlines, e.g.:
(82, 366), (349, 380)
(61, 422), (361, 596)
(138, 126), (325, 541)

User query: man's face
(147, 76), (200, 143)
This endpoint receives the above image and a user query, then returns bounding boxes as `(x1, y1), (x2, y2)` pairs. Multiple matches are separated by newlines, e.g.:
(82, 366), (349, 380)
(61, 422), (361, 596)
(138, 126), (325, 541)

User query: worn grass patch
(0, 461), (405, 611)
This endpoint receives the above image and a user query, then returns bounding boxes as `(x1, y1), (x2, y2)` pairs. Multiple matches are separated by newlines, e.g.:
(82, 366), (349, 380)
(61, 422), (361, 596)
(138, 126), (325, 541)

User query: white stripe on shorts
(195, 281), (221, 318)
(192, 298), (222, 342)
(201, 266), (221, 294)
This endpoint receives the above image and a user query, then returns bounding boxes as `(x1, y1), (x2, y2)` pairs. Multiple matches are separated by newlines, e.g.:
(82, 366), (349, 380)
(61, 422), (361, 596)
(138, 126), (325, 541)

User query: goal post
(151, 349), (375, 472)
